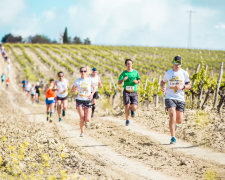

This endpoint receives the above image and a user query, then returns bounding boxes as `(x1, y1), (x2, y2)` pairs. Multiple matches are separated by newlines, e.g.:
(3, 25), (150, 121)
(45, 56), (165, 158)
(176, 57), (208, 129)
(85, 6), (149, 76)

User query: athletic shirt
(31, 86), (36, 95)
(119, 69), (140, 92)
(56, 79), (68, 98)
(73, 77), (93, 101)
(46, 87), (56, 98)
(35, 86), (40, 93)
(163, 68), (190, 102)
(25, 83), (32, 91)
(90, 74), (99, 91)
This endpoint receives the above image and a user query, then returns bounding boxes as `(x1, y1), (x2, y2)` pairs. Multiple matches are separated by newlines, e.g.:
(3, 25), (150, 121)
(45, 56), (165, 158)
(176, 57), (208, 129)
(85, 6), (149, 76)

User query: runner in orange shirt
(44, 79), (57, 122)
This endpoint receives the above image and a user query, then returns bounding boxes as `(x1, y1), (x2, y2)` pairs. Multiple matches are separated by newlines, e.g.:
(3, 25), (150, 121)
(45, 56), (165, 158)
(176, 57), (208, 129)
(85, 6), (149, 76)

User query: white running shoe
(80, 133), (84, 137)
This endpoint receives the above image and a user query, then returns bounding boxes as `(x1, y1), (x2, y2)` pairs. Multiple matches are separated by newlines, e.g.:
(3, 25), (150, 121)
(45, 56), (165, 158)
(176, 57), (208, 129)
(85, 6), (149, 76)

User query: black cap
(173, 56), (182, 65)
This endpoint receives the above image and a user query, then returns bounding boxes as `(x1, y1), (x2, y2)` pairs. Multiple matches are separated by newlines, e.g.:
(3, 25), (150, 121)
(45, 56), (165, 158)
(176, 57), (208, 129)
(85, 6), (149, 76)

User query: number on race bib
(126, 86), (134, 92)
(48, 97), (55, 100)
(79, 91), (89, 97)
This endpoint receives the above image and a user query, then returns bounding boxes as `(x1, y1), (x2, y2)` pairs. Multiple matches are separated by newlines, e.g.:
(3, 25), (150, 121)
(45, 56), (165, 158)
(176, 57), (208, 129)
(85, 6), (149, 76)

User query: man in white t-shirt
(161, 56), (191, 144)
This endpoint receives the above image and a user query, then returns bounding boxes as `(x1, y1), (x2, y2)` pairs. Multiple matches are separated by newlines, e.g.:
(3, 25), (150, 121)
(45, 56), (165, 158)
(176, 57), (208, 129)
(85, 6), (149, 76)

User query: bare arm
(98, 77), (103, 88)
(160, 80), (166, 92)
(89, 84), (96, 99)
(70, 85), (78, 94)
(118, 76), (128, 85)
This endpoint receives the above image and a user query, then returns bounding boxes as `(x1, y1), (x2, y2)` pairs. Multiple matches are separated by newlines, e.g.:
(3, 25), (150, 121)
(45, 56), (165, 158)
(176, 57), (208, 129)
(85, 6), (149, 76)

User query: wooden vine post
(155, 75), (161, 107)
(213, 62), (224, 108)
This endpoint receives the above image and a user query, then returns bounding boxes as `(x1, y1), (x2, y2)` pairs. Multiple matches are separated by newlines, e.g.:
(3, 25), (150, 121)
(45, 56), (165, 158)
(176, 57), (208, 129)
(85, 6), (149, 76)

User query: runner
(35, 82), (41, 103)
(30, 83), (36, 103)
(71, 67), (96, 137)
(25, 81), (32, 97)
(6, 77), (10, 88)
(161, 56), (191, 144)
(21, 79), (28, 91)
(118, 59), (141, 126)
(44, 79), (56, 122)
(55, 71), (69, 122)
(1, 74), (6, 83)
(90, 67), (103, 118)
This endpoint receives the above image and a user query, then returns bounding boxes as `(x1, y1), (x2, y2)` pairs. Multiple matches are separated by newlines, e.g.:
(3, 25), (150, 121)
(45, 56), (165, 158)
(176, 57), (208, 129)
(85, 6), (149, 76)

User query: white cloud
(0, 0), (26, 25)
(215, 23), (225, 30)
(66, 0), (219, 48)
(43, 8), (56, 22)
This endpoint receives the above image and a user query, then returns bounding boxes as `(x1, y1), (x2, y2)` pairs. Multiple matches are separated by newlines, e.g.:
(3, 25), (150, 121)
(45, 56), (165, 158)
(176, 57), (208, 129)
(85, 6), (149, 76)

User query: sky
(0, 0), (224, 50)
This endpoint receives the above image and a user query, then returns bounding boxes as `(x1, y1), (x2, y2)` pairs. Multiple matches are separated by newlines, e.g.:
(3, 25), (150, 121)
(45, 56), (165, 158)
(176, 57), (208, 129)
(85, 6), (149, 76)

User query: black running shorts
(93, 91), (99, 99)
(165, 99), (186, 112)
(57, 96), (68, 101)
(123, 90), (138, 105)
(76, 99), (92, 108)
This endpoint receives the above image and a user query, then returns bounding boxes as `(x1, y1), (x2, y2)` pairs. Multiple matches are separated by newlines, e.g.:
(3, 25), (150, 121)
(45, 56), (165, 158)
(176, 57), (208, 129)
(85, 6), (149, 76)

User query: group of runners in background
(0, 43), (10, 88)
(0, 41), (191, 144)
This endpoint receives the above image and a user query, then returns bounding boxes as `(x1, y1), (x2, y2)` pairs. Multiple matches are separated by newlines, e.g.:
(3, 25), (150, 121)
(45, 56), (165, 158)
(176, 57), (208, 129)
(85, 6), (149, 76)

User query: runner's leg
(46, 105), (50, 121)
(57, 99), (62, 119)
(125, 104), (130, 120)
(176, 111), (183, 124)
(84, 107), (92, 123)
(91, 98), (97, 117)
(62, 99), (67, 116)
(168, 107), (176, 137)
(77, 106), (85, 133)
(49, 103), (54, 122)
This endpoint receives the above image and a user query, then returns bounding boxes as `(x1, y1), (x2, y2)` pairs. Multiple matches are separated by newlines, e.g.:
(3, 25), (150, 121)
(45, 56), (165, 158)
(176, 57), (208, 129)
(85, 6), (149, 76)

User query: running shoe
(49, 119), (52, 123)
(85, 122), (90, 128)
(131, 110), (135, 118)
(125, 120), (130, 126)
(80, 133), (84, 137)
(170, 137), (176, 144)
(59, 118), (62, 122)
(62, 110), (65, 117)
(46, 117), (49, 121)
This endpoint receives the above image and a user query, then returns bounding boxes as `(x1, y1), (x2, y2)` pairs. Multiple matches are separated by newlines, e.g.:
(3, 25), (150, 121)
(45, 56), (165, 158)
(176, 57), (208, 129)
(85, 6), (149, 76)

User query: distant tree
(84, 37), (91, 45)
(63, 27), (69, 44)
(1, 33), (23, 43)
(28, 35), (51, 44)
(73, 36), (82, 44)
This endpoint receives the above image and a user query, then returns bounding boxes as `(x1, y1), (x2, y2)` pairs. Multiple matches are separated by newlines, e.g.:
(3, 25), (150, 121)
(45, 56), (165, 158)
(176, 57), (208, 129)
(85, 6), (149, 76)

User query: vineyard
(0, 43), (225, 179)
(5, 43), (225, 112)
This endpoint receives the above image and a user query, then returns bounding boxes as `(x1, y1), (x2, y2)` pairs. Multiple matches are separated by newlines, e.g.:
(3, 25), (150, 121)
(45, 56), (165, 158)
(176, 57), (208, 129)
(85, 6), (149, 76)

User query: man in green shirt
(118, 59), (140, 126)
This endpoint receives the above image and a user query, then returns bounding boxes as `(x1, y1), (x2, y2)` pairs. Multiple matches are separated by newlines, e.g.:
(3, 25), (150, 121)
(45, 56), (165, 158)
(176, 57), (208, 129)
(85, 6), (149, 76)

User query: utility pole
(186, 10), (195, 49)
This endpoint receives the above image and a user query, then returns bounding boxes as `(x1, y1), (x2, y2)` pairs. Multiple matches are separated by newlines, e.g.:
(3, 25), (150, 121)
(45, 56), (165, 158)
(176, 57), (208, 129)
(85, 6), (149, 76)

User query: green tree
(1, 33), (23, 43)
(28, 35), (51, 43)
(63, 27), (69, 44)
(73, 36), (82, 44)
(84, 37), (91, 45)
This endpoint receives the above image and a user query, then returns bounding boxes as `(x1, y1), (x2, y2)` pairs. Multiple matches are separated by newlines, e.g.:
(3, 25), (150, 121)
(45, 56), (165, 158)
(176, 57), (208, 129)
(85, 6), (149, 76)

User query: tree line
(1, 27), (91, 45)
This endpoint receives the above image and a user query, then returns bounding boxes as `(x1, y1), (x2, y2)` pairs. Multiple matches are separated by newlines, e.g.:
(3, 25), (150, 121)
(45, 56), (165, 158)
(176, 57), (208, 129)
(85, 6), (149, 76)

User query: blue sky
(0, 0), (224, 50)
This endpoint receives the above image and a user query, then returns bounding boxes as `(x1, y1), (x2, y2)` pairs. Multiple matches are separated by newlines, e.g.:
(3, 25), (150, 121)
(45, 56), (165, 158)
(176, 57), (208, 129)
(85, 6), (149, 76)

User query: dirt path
(1, 53), (225, 179)
(0, 55), (180, 180)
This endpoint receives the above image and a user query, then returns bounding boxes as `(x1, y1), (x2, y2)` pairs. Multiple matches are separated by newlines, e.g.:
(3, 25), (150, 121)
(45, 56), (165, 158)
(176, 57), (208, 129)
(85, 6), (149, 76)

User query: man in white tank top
(90, 68), (103, 118)
(55, 71), (69, 122)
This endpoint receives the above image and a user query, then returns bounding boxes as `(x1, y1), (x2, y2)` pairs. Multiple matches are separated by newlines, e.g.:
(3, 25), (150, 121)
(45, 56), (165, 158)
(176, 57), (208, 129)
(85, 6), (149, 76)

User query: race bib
(169, 80), (182, 89)
(79, 90), (89, 97)
(48, 97), (55, 100)
(126, 86), (134, 92)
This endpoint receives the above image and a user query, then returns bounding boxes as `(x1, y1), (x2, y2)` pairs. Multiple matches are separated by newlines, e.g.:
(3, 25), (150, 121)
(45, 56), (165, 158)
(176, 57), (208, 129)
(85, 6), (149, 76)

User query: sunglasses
(80, 70), (87, 73)
(58, 75), (64, 77)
